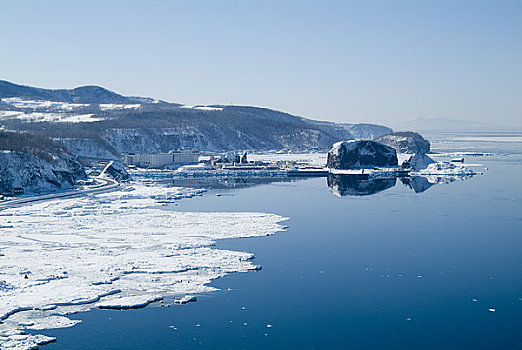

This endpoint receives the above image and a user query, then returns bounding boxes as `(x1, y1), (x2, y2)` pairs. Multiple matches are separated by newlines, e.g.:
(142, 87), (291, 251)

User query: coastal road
(0, 176), (119, 208)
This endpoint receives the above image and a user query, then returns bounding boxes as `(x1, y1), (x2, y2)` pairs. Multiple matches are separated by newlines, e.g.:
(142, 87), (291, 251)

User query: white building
(123, 149), (200, 168)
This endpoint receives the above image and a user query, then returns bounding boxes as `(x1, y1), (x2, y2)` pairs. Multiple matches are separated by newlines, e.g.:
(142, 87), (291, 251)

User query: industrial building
(123, 149), (200, 168)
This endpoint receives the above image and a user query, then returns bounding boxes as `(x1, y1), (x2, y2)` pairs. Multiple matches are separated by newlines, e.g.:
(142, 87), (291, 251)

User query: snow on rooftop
(0, 182), (287, 349)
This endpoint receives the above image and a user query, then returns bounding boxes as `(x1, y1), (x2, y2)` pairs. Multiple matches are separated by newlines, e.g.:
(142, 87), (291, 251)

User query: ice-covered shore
(0, 183), (287, 349)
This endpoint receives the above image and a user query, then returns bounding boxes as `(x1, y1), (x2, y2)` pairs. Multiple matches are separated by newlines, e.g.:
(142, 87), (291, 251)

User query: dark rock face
(0, 131), (86, 195)
(376, 131), (430, 154)
(0, 152), (86, 195)
(326, 140), (398, 169)
(105, 161), (130, 182)
(327, 175), (397, 196)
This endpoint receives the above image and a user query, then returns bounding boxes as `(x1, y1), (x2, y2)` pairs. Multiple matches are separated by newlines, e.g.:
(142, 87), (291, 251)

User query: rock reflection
(327, 175), (397, 197)
(329, 172), (478, 196)
(399, 176), (434, 193)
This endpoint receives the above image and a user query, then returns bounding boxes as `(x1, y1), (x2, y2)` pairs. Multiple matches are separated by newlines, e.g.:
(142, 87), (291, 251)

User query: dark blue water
(43, 139), (522, 349)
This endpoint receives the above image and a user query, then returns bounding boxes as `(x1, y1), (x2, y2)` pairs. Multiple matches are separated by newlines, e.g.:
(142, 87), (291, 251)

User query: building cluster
(123, 149), (200, 168)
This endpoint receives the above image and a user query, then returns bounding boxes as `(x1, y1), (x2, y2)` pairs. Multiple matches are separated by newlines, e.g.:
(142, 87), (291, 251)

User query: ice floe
(174, 295), (197, 305)
(96, 295), (163, 309)
(0, 182), (287, 349)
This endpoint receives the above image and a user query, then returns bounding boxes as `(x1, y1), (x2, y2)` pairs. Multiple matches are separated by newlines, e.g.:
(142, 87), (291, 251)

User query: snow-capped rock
(400, 153), (435, 171)
(326, 140), (398, 170)
(376, 131), (431, 154)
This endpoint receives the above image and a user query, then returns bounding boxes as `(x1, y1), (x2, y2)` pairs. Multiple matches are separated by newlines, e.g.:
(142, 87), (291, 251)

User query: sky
(1, 0), (521, 127)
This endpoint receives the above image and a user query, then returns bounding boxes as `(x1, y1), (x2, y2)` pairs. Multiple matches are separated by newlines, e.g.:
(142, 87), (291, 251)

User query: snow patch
(1, 98), (88, 111)
(98, 104), (140, 111)
(179, 105), (223, 111)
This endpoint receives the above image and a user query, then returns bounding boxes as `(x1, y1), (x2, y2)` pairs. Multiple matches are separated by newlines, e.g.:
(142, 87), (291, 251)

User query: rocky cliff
(376, 131), (430, 154)
(0, 132), (86, 195)
(326, 140), (398, 169)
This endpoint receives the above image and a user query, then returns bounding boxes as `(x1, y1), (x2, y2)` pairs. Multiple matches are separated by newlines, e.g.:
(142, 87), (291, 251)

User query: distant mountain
(0, 80), (158, 104)
(392, 116), (495, 133)
(0, 80), (393, 156)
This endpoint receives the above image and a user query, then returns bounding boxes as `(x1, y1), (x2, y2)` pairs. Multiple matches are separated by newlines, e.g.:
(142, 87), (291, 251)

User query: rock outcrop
(0, 151), (85, 195)
(0, 131), (86, 195)
(376, 131), (430, 154)
(400, 153), (435, 171)
(326, 140), (398, 169)
(105, 161), (130, 182)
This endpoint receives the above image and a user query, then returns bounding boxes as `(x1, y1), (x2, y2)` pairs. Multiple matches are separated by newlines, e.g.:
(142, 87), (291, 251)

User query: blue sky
(1, 0), (521, 126)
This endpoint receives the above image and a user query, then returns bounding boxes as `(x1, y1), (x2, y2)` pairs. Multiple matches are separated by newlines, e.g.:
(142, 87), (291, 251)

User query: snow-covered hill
(0, 80), (393, 157)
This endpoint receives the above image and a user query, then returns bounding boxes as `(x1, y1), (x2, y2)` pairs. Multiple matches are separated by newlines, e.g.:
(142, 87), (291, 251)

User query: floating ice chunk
(174, 295), (197, 304)
(96, 295), (163, 309)
(25, 315), (81, 330)
(0, 334), (56, 349)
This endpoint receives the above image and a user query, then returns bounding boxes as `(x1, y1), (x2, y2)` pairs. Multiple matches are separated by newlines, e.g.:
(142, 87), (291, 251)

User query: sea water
(41, 133), (522, 349)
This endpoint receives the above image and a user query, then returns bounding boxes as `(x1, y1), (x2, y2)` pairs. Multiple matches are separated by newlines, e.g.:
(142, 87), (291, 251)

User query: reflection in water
(399, 176), (434, 193)
(327, 175), (397, 197)
(330, 173), (478, 196)
(171, 176), (302, 190)
(149, 172), (479, 197)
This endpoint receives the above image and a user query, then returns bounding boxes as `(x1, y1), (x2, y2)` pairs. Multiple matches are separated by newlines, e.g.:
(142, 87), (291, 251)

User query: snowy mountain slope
(0, 80), (393, 155)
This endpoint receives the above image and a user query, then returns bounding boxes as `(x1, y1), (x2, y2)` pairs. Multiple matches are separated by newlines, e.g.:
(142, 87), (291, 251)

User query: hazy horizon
(1, 0), (521, 127)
